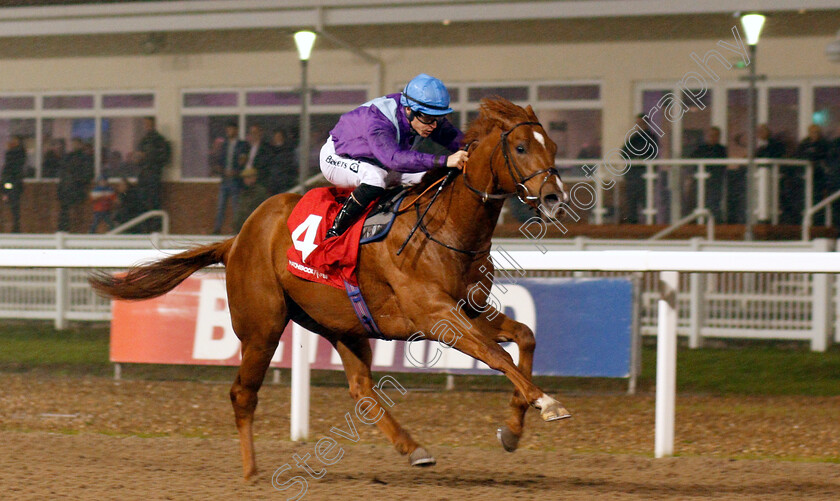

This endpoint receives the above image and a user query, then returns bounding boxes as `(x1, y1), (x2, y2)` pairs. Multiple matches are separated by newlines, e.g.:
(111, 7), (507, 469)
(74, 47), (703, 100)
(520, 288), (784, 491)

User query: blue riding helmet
(400, 73), (454, 115)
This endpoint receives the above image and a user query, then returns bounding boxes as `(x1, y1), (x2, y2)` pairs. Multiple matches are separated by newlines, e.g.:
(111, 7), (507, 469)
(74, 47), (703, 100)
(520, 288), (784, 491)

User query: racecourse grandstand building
(0, 0), (838, 236)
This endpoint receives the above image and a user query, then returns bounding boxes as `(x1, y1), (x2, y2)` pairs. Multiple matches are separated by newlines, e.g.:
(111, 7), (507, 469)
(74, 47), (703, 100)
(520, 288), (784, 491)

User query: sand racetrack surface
(1, 373), (839, 500)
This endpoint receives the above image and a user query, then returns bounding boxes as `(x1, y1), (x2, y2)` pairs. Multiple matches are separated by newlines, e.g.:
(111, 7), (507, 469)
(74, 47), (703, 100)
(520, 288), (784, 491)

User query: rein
(396, 167), (460, 255)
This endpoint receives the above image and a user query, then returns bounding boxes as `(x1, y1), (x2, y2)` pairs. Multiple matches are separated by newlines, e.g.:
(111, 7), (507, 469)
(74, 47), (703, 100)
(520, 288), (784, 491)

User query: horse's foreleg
(334, 337), (433, 466)
(431, 310), (570, 423)
(488, 315), (536, 452)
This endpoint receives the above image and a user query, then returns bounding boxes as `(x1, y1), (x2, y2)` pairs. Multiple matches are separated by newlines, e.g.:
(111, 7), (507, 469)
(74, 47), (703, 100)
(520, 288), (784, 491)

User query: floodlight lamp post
(294, 31), (316, 191)
(740, 13), (765, 241)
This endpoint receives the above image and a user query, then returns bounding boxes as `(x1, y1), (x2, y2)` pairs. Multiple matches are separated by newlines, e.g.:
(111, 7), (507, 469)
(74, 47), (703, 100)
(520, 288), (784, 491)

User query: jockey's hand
(446, 150), (469, 169)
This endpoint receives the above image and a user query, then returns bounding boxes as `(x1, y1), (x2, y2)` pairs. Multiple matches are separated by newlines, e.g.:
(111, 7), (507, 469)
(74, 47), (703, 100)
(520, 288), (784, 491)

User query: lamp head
(294, 31), (317, 61)
(740, 13), (766, 46)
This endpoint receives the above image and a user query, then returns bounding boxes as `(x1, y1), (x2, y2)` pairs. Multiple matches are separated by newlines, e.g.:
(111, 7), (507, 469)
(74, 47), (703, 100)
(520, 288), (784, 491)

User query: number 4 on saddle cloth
(286, 186), (408, 336)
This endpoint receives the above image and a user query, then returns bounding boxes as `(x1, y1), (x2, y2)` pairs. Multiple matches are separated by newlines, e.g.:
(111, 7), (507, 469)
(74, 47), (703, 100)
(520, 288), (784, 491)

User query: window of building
(726, 88), (748, 158)
(641, 81), (840, 159)
(766, 87), (799, 155)
(641, 89), (675, 159)
(180, 86), (368, 180)
(0, 118), (36, 176)
(813, 86), (840, 139)
(681, 89), (713, 156)
(450, 81), (603, 161)
(0, 91), (155, 180)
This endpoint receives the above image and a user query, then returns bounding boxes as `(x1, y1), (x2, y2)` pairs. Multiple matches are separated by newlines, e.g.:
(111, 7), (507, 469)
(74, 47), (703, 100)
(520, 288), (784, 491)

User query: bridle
(397, 121), (563, 256)
(462, 121), (563, 206)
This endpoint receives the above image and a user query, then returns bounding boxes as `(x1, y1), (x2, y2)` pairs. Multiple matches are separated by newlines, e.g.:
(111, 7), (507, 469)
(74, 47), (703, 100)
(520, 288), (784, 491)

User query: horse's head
(463, 98), (569, 218)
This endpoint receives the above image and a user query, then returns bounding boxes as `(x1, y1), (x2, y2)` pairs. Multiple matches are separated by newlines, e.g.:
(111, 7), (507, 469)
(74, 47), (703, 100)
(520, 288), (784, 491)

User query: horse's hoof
(409, 447), (436, 467)
(536, 395), (572, 422)
(496, 426), (520, 452)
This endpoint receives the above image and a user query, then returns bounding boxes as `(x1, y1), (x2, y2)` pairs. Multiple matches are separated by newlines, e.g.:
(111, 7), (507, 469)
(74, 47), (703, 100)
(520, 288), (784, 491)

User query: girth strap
(343, 280), (385, 338)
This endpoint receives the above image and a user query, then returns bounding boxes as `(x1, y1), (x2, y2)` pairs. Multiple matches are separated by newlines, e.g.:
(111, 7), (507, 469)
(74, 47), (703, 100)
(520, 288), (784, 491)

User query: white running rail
(0, 244), (839, 460)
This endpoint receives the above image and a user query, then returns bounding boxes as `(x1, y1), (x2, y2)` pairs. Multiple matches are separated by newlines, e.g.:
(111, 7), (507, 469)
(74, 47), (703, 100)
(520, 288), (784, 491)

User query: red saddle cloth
(286, 187), (369, 289)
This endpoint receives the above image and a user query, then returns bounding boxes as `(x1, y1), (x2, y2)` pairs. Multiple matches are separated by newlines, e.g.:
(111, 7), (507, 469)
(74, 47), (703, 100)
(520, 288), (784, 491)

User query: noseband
(463, 121), (562, 205)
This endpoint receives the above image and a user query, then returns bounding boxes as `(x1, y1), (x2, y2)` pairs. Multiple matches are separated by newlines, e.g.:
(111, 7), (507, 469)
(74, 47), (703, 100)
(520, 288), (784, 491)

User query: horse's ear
(525, 105), (539, 122)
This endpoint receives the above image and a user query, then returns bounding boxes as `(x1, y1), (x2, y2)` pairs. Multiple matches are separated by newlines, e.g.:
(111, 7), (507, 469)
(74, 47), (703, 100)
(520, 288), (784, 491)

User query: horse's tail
(88, 238), (234, 301)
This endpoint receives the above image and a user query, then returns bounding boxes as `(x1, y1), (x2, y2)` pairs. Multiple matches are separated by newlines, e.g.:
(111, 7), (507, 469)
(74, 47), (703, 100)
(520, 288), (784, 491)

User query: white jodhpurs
(319, 136), (426, 188)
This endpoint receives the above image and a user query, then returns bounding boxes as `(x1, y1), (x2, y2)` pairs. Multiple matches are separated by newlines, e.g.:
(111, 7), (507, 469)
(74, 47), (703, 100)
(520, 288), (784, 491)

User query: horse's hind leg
(228, 292), (287, 480)
(230, 336), (280, 480)
(334, 337), (434, 466)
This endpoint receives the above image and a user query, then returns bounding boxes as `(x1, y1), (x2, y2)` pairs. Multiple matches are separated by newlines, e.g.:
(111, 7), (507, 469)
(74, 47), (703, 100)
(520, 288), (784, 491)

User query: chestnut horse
(90, 97), (571, 480)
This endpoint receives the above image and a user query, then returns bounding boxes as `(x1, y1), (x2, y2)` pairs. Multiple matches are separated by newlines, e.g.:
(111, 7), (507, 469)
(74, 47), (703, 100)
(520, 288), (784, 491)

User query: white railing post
(593, 179), (605, 225)
(54, 232), (68, 330)
(689, 272), (705, 349)
(810, 239), (833, 352)
(655, 271), (679, 458)
(290, 322), (311, 441)
(835, 270), (840, 346)
(695, 163), (708, 216)
(770, 162), (780, 225)
(756, 165), (770, 222)
(812, 272), (831, 352)
(804, 163), (814, 225)
(643, 162), (657, 225)
(668, 165), (682, 224)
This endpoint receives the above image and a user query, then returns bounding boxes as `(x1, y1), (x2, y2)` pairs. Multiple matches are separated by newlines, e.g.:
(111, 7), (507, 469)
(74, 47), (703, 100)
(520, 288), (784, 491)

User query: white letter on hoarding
(476, 285), (536, 369)
(372, 339), (396, 368)
(192, 279), (240, 360)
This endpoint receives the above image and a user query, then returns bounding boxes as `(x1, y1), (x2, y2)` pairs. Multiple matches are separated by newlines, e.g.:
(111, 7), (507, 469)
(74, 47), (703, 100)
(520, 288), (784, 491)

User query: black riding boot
(325, 184), (384, 239)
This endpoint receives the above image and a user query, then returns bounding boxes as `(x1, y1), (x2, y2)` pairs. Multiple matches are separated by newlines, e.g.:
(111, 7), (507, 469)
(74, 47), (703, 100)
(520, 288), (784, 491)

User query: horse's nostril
(543, 194), (560, 205)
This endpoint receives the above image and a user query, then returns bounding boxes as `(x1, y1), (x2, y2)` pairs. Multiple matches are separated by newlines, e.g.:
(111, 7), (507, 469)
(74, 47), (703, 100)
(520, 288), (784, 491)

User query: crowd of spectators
(5, 113), (840, 235)
(615, 120), (840, 227)
(0, 115), (302, 234)
(208, 122), (299, 234)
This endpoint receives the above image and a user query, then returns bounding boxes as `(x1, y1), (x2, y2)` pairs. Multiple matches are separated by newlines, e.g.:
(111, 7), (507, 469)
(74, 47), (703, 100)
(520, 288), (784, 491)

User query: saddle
(359, 186), (409, 244)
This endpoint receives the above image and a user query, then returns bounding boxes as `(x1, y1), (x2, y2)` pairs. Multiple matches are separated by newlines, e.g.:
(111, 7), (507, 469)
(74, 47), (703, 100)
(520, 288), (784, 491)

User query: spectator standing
(620, 114), (658, 224)
(689, 126), (728, 223)
(42, 138), (65, 178)
(825, 127), (840, 228)
(233, 167), (268, 232)
(57, 138), (94, 232)
(269, 128), (298, 194)
(244, 124), (274, 194)
(89, 176), (117, 233)
(212, 121), (248, 234)
(794, 124), (830, 225)
(757, 124), (786, 159)
(136, 117), (171, 232)
(1, 135), (26, 232)
(102, 150), (123, 178)
(755, 124), (787, 224)
(112, 178), (145, 232)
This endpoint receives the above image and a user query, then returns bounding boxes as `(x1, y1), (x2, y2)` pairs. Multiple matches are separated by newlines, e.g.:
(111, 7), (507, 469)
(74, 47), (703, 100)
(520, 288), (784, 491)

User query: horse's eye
(516, 145), (526, 154)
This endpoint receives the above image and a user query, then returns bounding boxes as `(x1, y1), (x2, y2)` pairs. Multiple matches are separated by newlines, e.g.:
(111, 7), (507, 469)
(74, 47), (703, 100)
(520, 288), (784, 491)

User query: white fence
(0, 234), (838, 350)
(0, 233), (219, 328)
(2, 243), (840, 460)
(502, 237), (838, 351)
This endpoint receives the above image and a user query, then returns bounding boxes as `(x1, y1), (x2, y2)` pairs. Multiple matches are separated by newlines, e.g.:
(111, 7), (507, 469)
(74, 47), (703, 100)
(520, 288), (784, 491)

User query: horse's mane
(463, 97), (534, 145)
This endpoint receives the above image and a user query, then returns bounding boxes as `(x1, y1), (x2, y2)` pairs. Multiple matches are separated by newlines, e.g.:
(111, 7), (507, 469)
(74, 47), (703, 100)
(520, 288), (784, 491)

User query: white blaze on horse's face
(533, 131), (546, 148)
